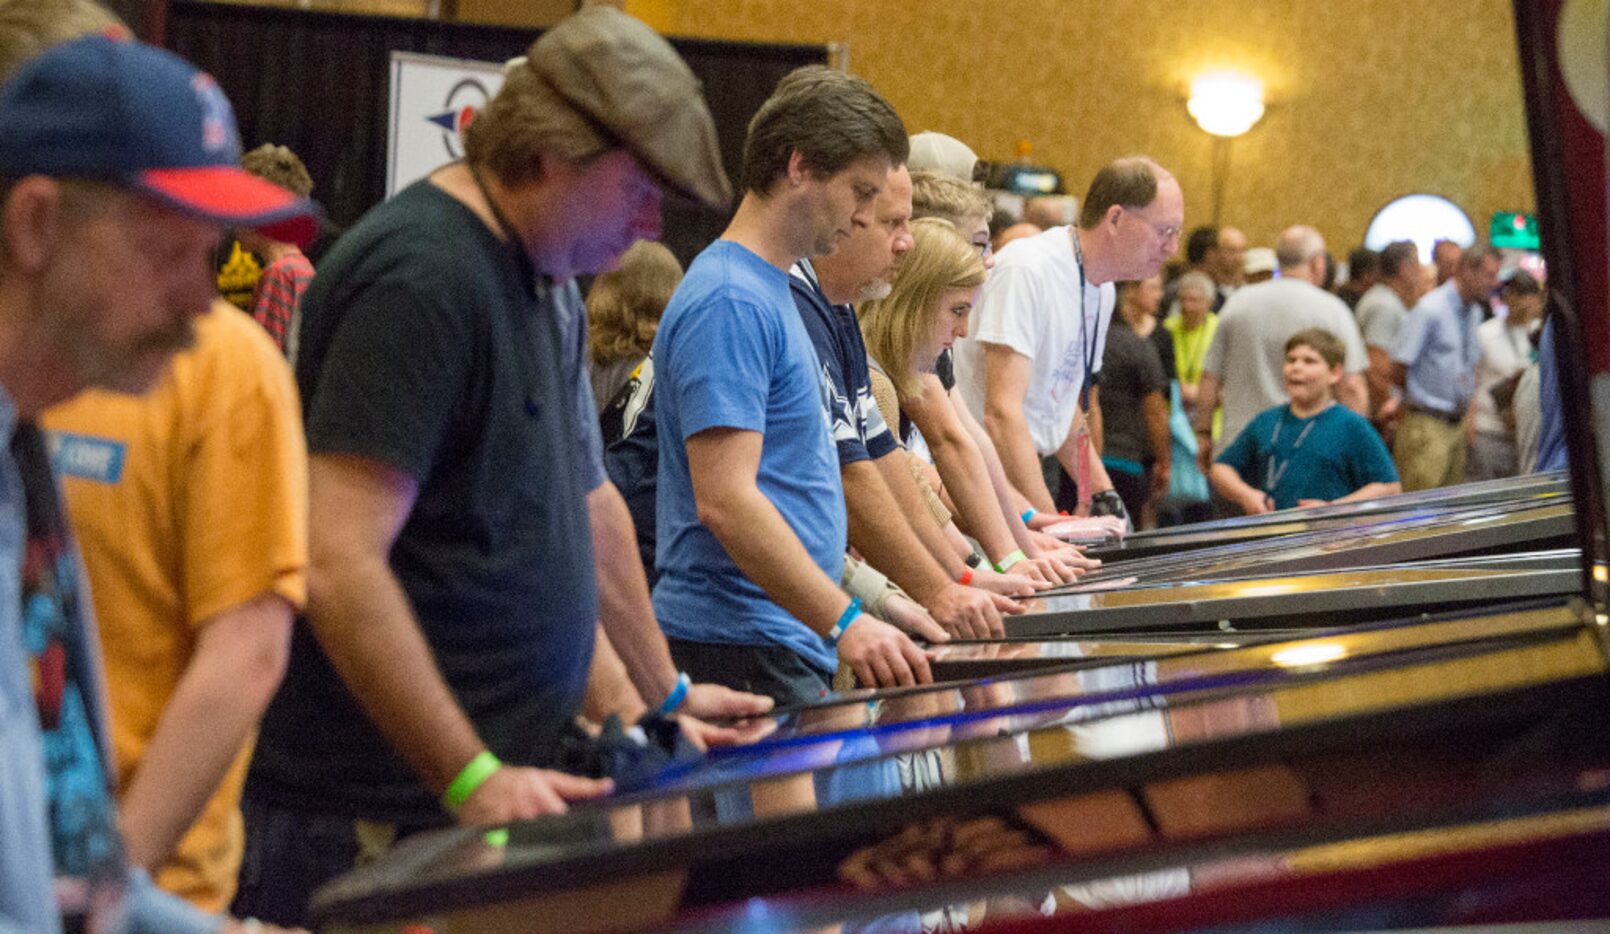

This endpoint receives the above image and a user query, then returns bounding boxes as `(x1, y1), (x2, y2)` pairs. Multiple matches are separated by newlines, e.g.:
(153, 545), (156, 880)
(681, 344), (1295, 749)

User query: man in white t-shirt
(1355, 239), (1424, 422)
(1469, 269), (1543, 480)
(953, 156), (1183, 518)
(1194, 225), (1369, 453)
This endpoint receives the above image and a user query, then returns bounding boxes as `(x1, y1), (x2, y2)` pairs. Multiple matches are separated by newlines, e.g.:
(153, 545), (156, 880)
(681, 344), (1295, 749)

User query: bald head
(1074, 155), (1183, 284)
(1267, 226), (1328, 286)
(1214, 226), (1247, 286)
(1275, 226), (1324, 268)
(1078, 156), (1174, 230)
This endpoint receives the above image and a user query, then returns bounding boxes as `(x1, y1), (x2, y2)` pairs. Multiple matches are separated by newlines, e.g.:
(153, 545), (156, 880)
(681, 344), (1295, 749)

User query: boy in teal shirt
(1212, 329), (1400, 514)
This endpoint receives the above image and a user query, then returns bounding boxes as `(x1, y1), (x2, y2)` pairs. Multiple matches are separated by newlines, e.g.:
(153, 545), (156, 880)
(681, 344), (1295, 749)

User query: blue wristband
(1021, 508), (1037, 524)
(656, 672), (691, 716)
(827, 597), (862, 647)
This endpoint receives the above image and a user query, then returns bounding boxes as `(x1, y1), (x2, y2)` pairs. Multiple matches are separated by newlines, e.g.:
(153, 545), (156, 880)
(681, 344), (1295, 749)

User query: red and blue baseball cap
(0, 35), (318, 246)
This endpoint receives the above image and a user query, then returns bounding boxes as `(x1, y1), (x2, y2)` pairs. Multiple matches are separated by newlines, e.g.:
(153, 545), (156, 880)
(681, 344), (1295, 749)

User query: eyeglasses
(1121, 206), (1182, 242)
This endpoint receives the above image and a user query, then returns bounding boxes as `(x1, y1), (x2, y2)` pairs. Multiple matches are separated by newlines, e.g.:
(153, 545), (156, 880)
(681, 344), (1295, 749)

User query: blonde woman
(863, 218), (1094, 585)
(585, 240), (683, 411)
(862, 218), (985, 403)
(906, 181), (1098, 580)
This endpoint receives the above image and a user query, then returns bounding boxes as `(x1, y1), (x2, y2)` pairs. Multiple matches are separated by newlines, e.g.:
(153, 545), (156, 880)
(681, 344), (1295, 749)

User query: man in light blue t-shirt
(653, 66), (933, 704)
(1389, 243), (1501, 491)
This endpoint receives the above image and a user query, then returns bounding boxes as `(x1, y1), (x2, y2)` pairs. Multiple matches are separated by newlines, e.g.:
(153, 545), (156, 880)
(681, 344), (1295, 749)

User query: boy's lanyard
(1265, 405), (1329, 492)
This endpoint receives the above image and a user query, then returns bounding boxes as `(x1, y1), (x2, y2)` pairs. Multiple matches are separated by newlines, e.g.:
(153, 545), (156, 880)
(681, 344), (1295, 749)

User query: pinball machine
(312, 601), (1610, 932)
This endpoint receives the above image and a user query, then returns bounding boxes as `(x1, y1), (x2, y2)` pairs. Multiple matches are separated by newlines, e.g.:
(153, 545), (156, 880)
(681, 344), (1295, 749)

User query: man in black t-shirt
(235, 8), (770, 927)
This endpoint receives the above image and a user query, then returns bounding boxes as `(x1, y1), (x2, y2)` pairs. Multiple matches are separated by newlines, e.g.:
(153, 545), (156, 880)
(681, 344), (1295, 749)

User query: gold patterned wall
(626, 0), (1533, 257)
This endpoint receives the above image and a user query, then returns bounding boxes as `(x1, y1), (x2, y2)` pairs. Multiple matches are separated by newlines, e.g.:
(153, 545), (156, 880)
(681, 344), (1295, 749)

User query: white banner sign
(386, 51), (506, 198)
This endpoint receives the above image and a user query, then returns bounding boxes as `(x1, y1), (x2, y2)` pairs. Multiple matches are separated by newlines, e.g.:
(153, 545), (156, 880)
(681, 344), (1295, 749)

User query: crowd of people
(965, 205), (1561, 528)
(0, 1), (1571, 932)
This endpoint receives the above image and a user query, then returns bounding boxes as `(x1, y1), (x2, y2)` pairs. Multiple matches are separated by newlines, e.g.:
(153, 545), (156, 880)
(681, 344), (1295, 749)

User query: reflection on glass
(1051, 502), (1572, 592)
(1030, 564), (1562, 616)
(839, 806), (1610, 932)
(1271, 643), (1348, 667)
(1121, 472), (1565, 541)
(744, 603), (1576, 753)
(311, 621), (1606, 934)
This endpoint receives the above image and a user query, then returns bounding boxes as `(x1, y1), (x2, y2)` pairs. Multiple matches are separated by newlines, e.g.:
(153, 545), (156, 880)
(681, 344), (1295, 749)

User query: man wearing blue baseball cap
(0, 29), (316, 934)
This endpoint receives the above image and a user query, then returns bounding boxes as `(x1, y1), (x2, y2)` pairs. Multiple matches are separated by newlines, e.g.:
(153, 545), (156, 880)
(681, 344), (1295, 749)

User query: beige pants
(1393, 409), (1466, 491)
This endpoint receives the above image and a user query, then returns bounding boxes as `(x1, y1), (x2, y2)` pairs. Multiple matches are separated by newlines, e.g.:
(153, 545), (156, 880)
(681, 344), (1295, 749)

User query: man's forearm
(583, 625), (647, 723)
(1056, 431), (1107, 499)
(1193, 375), (1222, 435)
(588, 482), (677, 708)
(1337, 373), (1368, 416)
(119, 593), (292, 870)
(1086, 392), (1104, 455)
(986, 405), (1056, 512)
(1055, 409), (1114, 504)
(851, 456), (962, 599)
(1365, 347), (1395, 414)
(1143, 393), (1172, 468)
(701, 483), (850, 636)
(305, 550), (485, 795)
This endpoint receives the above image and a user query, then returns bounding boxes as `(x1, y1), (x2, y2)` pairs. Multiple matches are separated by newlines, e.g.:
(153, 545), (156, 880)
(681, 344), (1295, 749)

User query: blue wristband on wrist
(1021, 508), (1037, 524)
(827, 597), (862, 647)
(656, 672), (691, 716)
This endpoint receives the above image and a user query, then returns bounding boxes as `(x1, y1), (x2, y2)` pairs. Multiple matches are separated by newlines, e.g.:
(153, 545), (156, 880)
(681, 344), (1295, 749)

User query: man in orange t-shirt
(42, 300), (307, 911)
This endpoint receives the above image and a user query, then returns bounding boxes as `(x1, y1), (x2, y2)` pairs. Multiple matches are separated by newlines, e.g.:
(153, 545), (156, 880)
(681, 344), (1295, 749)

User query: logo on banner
(424, 78), (490, 159)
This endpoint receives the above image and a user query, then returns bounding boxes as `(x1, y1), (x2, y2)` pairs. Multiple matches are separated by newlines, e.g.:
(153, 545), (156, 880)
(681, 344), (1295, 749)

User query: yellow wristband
(443, 750), (501, 811)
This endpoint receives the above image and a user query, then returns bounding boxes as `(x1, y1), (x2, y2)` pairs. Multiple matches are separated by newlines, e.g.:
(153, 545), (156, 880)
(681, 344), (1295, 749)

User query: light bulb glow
(1187, 70), (1266, 138)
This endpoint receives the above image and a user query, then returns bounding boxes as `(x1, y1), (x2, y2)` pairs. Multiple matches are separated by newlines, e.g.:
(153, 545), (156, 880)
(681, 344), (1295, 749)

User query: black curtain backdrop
(166, 1), (826, 266)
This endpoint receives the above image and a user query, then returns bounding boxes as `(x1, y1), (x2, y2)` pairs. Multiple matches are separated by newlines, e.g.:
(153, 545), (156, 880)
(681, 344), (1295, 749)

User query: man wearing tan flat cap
(236, 7), (771, 926)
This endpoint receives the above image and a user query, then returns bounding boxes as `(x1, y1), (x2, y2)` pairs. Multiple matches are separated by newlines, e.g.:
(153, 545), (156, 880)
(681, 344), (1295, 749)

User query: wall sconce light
(1187, 69), (1266, 225)
(1187, 70), (1266, 138)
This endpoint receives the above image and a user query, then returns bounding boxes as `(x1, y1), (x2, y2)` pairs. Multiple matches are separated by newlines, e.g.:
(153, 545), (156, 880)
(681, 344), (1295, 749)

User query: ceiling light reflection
(1270, 643), (1347, 668)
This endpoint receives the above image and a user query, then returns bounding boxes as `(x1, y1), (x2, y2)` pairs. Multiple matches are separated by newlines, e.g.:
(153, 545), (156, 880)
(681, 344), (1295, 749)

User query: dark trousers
(1157, 499), (1214, 527)
(231, 796), (441, 928)
(668, 637), (830, 708)
(1041, 455), (1081, 514)
(1106, 466), (1151, 522)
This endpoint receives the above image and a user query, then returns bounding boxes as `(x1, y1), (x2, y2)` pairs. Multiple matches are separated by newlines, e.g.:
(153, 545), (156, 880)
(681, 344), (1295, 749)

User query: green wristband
(443, 749), (502, 811)
(993, 548), (1028, 573)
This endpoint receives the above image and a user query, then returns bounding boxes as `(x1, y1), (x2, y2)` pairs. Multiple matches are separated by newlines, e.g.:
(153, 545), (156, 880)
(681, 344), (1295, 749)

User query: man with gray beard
(789, 164), (1032, 640)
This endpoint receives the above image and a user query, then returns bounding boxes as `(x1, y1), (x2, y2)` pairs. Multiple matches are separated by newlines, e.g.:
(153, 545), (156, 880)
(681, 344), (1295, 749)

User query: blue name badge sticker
(48, 432), (127, 484)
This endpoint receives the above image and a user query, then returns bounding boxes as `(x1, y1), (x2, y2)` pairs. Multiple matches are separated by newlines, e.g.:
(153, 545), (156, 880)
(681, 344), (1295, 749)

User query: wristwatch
(1089, 489), (1134, 533)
